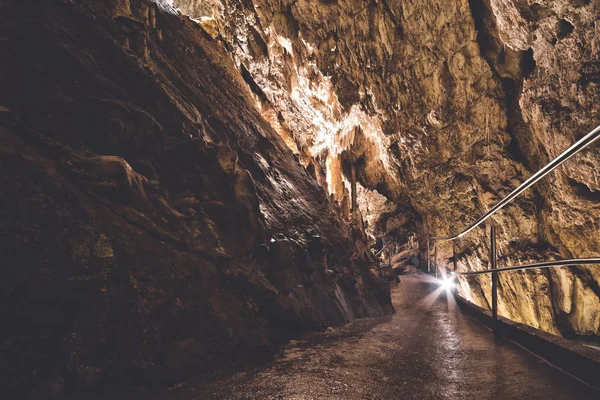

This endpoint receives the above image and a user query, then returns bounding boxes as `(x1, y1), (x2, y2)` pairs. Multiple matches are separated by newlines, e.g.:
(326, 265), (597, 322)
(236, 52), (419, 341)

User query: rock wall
(0, 0), (393, 397)
(2, 0), (599, 396)
(170, 0), (600, 339)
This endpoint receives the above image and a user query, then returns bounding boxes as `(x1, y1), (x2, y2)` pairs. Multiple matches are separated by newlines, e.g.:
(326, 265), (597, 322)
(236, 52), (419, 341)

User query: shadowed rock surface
(0, 1), (392, 397)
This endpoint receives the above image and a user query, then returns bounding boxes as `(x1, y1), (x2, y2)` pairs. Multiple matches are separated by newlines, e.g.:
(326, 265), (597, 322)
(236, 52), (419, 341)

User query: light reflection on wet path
(154, 273), (597, 399)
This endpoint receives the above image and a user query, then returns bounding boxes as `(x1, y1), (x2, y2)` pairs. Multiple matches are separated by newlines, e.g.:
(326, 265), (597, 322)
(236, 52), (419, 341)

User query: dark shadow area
(521, 48), (536, 77)
(557, 19), (575, 39)
(567, 178), (600, 201)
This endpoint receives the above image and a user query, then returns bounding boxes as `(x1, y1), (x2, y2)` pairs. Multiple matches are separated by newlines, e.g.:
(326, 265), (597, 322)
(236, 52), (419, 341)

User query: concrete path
(153, 273), (597, 399)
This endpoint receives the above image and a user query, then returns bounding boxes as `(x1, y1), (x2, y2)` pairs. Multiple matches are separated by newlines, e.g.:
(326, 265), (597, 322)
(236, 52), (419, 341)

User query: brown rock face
(2, 0), (599, 396)
(0, 0), (393, 397)
(171, 0), (600, 339)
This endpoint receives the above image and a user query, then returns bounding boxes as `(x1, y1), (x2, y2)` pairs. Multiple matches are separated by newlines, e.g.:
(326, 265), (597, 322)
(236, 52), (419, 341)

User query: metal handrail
(426, 123), (600, 333)
(454, 258), (600, 276)
(375, 241), (393, 256)
(432, 124), (600, 242)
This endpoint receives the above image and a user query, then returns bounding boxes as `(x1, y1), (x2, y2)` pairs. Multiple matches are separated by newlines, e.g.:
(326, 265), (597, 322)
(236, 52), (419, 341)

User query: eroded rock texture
(171, 0), (600, 339)
(0, 0), (393, 397)
(2, 0), (600, 396)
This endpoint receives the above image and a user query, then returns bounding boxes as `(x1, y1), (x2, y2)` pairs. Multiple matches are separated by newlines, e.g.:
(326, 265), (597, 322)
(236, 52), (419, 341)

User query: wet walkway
(153, 273), (597, 399)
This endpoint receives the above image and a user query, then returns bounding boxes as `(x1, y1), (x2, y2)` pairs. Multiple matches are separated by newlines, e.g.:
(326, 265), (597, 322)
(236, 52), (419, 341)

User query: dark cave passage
(1, 0), (599, 398)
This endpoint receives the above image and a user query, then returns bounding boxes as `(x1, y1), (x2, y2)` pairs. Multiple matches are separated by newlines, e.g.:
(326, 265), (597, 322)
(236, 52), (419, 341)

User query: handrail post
(434, 242), (438, 278)
(490, 224), (498, 333)
(453, 241), (457, 272)
(427, 238), (431, 274)
(452, 241), (458, 294)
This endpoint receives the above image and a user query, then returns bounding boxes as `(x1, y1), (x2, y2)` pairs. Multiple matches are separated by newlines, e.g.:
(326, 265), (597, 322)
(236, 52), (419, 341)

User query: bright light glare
(440, 276), (455, 291)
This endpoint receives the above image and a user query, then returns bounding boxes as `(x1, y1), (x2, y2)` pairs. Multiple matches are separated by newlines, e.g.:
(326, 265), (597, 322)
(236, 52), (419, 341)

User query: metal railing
(426, 123), (600, 332)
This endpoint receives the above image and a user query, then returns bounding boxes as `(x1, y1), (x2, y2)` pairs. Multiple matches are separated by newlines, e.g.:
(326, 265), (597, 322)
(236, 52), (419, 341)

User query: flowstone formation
(172, 0), (600, 338)
(0, 0), (393, 397)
